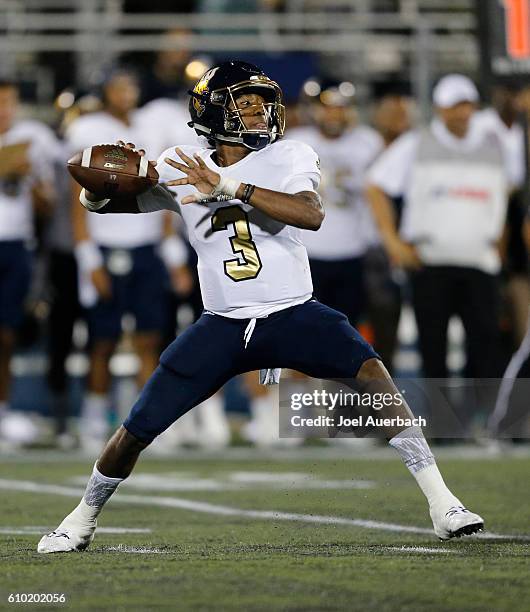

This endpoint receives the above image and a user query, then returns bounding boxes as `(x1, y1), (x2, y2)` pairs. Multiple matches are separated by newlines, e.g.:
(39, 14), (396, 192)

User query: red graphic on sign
(503, 0), (530, 59)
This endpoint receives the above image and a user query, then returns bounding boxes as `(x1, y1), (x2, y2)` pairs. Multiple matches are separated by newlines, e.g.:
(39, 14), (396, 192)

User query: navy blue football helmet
(188, 60), (285, 151)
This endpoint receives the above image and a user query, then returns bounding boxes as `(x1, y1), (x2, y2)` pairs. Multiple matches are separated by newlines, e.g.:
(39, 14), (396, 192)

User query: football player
(39, 61), (484, 552)
(288, 77), (383, 327)
(0, 79), (56, 443)
(67, 68), (189, 452)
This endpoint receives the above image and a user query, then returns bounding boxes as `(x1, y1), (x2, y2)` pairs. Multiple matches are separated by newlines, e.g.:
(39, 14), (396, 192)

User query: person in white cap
(366, 74), (508, 387)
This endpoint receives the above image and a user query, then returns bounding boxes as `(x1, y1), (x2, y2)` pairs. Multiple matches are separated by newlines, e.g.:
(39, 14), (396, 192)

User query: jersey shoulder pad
(276, 139), (321, 175)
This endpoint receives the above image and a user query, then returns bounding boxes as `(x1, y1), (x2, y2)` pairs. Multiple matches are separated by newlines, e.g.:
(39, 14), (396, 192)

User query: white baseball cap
(432, 74), (479, 108)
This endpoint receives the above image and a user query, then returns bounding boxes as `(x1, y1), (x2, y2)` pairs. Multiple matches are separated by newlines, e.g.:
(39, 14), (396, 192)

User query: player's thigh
(130, 245), (168, 334)
(274, 300), (378, 378)
(124, 313), (244, 442)
(309, 258), (334, 306)
(86, 293), (123, 343)
(330, 256), (365, 326)
(0, 241), (31, 329)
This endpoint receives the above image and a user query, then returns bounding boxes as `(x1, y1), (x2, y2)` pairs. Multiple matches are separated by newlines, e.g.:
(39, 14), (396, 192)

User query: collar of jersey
(202, 147), (260, 173)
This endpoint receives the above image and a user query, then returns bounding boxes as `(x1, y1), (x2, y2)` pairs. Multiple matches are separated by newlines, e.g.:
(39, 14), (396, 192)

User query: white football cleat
(430, 504), (484, 540)
(37, 523), (96, 554)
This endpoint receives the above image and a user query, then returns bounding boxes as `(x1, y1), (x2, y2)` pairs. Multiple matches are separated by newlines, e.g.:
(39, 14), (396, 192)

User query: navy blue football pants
(123, 299), (378, 442)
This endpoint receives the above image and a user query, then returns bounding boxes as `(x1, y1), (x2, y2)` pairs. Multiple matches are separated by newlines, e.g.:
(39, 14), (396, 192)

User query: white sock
(250, 395), (278, 444)
(62, 463), (123, 529)
(81, 393), (110, 437)
(195, 393), (230, 447)
(389, 426), (459, 509)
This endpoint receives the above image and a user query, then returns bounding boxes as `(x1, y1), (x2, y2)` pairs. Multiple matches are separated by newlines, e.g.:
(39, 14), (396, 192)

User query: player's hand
(116, 140), (157, 167)
(8, 155), (31, 177)
(386, 237), (422, 269)
(164, 148), (221, 204)
(91, 266), (112, 300)
(169, 264), (194, 297)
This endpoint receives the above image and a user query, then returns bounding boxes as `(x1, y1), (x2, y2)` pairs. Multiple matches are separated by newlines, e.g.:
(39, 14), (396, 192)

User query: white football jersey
(156, 139), (320, 319)
(66, 111), (165, 248)
(0, 119), (56, 241)
(286, 125), (383, 260)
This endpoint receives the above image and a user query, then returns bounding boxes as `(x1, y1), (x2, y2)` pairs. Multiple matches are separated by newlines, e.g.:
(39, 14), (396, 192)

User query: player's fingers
(194, 154), (208, 168)
(138, 148), (146, 157)
(165, 178), (190, 187)
(181, 194), (200, 204)
(175, 147), (198, 168)
(116, 140), (125, 146)
(164, 157), (191, 174)
(126, 142), (136, 149)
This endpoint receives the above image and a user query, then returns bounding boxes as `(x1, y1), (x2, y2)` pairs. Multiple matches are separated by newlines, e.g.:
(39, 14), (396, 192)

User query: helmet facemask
(210, 78), (285, 150)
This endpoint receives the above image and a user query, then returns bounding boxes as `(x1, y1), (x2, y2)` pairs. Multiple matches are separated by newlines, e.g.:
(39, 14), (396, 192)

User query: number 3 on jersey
(211, 205), (263, 281)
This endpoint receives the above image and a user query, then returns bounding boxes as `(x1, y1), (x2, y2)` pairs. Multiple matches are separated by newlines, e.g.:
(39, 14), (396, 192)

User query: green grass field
(0, 448), (529, 611)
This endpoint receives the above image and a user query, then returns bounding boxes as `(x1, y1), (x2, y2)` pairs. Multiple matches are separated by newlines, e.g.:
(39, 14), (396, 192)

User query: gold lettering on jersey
(211, 205), (262, 282)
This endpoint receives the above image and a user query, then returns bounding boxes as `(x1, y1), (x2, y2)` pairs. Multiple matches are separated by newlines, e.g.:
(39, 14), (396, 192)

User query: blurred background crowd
(0, 0), (528, 452)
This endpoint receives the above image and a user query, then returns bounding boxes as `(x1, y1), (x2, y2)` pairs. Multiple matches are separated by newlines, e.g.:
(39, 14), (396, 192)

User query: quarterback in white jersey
(39, 61), (484, 554)
(153, 138), (319, 319)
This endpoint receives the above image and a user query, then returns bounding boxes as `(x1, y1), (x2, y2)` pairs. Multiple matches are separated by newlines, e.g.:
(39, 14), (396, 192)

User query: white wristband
(80, 188), (110, 212)
(212, 176), (241, 199)
(74, 240), (104, 272)
(159, 236), (188, 268)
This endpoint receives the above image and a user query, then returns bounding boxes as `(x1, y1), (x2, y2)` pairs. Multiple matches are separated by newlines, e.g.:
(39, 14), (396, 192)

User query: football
(67, 143), (159, 198)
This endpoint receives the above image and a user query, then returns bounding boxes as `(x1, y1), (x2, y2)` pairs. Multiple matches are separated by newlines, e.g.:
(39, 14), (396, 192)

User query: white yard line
(68, 472), (376, 492)
(2, 445), (529, 463)
(0, 527), (151, 535)
(384, 546), (457, 554)
(102, 545), (168, 554)
(0, 478), (528, 542)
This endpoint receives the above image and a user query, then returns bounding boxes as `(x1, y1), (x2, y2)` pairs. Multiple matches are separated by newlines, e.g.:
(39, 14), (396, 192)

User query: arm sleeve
(137, 184), (181, 214)
(366, 132), (419, 197)
(93, 184), (181, 215)
(280, 141), (321, 194)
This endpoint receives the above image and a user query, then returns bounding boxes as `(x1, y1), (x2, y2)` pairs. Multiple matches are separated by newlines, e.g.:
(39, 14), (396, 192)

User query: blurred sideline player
(0, 80), (55, 444)
(67, 68), (188, 453)
(476, 84), (529, 348)
(289, 77), (382, 326)
(367, 74), (508, 383)
(39, 61), (484, 553)
(488, 211), (530, 441)
(366, 85), (415, 370)
(45, 90), (102, 447)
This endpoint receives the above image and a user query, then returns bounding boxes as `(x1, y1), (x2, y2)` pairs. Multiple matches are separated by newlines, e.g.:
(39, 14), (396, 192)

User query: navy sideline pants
(123, 300), (378, 442)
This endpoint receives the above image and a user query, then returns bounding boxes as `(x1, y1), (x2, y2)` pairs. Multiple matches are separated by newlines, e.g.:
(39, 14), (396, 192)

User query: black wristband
(241, 183), (256, 204)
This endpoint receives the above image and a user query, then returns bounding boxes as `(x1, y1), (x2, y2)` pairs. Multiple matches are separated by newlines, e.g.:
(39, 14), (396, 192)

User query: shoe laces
(445, 506), (468, 517)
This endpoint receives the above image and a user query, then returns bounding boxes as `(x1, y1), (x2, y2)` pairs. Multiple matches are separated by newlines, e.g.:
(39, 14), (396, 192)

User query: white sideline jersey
(287, 125), (383, 259)
(0, 119), (56, 241)
(136, 98), (198, 156)
(66, 111), (164, 248)
(156, 139), (320, 319)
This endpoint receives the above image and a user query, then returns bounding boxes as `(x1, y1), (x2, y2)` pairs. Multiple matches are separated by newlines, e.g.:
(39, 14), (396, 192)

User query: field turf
(0, 448), (528, 611)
